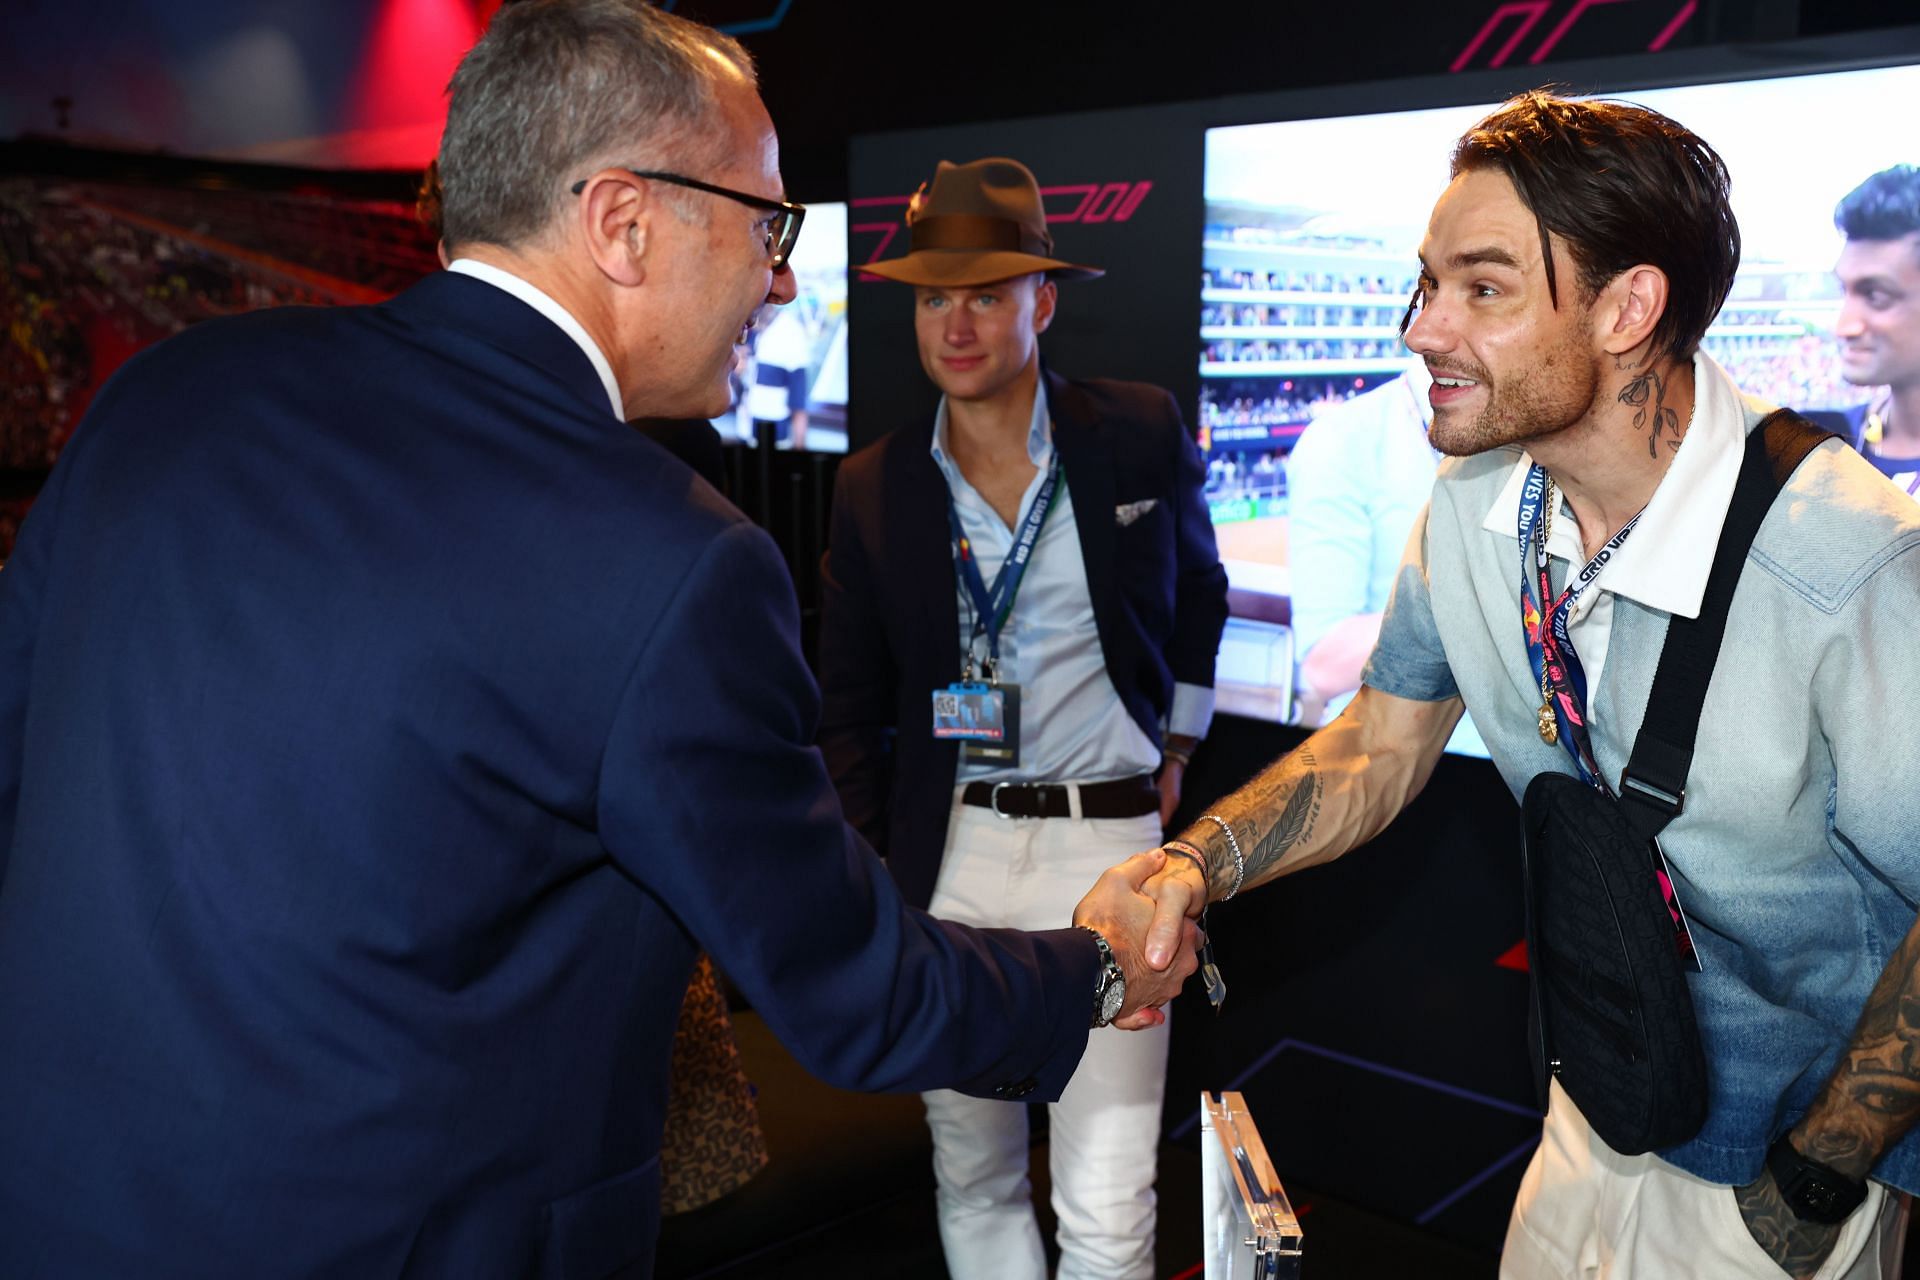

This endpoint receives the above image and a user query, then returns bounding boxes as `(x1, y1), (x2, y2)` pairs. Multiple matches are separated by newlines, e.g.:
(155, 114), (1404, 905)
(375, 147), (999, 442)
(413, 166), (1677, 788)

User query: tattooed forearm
(1617, 359), (1682, 458)
(1171, 690), (1455, 899)
(1734, 1170), (1841, 1279)
(1176, 746), (1324, 898)
(1240, 747), (1322, 882)
(1793, 924), (1920, 1180)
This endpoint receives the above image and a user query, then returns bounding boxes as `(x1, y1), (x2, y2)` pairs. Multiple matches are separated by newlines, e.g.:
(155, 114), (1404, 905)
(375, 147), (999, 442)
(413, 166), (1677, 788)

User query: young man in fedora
(818, 157), (1230, 1279)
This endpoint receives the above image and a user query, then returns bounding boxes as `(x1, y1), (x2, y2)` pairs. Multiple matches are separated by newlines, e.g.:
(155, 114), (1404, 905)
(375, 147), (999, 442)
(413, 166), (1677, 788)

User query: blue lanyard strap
(1517, 464), (1643, 788)
(948, 454), (1062, 668)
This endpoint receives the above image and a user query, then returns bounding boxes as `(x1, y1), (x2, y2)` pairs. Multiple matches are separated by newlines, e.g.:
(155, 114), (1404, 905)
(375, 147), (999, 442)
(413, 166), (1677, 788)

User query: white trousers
(1502, 1082), (1910, 1279)
(922, 792), (1169, 1280)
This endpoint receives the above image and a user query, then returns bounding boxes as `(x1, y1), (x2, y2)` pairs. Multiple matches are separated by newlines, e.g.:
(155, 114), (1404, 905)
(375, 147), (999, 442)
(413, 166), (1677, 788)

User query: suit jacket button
(994, 1077), (1038, 1100)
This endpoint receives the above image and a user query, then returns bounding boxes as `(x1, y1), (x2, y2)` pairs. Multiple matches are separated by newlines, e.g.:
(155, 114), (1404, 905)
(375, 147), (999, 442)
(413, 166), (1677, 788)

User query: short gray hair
(437, 0), (755, 250)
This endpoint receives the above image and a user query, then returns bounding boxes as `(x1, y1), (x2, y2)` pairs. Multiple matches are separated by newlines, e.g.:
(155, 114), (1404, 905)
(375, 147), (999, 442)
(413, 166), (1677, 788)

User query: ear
(1031, 277), (1058, 336)
(1596, 264), (1669, 358)
(575, 171), (652, 288)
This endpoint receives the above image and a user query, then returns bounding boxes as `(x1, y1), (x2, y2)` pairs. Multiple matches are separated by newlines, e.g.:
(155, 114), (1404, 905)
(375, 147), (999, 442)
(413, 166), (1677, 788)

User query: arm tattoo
(1180, 746), (1324, 896)
(1794, 924), (1920, 1181)
(1241, 748), (1321, 882)
(1734, 1171), (1842, 1279)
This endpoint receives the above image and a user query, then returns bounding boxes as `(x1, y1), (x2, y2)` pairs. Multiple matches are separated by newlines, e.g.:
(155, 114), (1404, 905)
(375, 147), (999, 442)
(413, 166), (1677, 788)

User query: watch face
(1100, 976), (1126, 1024)
(1796, 1178), (1842, 1218)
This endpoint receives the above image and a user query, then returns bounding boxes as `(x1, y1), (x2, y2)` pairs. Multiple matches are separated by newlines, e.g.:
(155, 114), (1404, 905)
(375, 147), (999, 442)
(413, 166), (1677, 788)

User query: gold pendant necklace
(1535, 478), (1559, 745)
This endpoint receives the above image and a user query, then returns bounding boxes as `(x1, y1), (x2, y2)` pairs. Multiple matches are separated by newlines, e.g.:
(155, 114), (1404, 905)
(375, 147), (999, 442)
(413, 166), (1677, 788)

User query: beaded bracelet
(1160, 840), (1210, 909)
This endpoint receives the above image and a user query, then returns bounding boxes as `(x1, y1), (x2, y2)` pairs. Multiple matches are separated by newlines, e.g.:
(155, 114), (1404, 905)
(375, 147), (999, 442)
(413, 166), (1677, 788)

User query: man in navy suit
(0, 6), (1197, 1277)
(819, 158), (1230, 1279)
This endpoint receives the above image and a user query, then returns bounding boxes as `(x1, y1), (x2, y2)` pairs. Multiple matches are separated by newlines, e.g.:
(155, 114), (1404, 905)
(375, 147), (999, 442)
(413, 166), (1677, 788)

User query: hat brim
(856, 249), (1104, 287)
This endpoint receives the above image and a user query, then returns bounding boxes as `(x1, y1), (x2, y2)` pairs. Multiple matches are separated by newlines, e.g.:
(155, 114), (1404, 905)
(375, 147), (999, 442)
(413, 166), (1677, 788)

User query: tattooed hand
(1733, 1167), (1842, 1279)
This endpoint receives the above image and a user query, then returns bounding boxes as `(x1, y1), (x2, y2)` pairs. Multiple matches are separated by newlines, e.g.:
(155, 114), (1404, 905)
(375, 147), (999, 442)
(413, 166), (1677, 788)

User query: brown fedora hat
(860, 157), (1104, 287)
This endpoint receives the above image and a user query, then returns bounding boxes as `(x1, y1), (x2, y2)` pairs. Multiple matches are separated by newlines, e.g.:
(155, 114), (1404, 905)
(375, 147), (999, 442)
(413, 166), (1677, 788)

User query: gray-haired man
(0, 4), (1195, 1275)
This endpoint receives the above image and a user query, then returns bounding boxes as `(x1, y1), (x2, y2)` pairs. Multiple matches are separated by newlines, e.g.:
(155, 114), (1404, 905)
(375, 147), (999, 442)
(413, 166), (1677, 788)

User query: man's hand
(1139, 850), (1208, 971)
(1733, 1165), (1842, 1279)
(1072, 849), (1201, 1030)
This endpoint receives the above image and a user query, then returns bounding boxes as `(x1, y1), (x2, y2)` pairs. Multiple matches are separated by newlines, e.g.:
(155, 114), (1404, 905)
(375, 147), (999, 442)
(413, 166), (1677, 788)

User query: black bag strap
(1615, 409), (1836, 843)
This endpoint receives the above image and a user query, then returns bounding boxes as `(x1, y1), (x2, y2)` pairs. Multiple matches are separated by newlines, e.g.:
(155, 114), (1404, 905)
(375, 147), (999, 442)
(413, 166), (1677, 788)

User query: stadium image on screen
(1200, 61), (1920, 749)
(712, 200), (850, 453)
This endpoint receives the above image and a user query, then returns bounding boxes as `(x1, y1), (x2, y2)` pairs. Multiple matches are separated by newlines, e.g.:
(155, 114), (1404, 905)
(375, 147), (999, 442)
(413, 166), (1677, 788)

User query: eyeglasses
(571, 168), (806, 270)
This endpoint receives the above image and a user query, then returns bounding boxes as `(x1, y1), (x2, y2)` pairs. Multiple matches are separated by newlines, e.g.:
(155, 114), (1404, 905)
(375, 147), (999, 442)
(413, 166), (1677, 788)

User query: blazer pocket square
(1114, 499), (1158, 527)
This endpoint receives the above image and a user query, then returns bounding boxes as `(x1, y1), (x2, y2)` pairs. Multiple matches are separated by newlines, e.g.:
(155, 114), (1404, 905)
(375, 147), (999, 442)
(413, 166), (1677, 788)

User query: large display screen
(1201, 62), (1920, 749)
(712, 200), (850, 453)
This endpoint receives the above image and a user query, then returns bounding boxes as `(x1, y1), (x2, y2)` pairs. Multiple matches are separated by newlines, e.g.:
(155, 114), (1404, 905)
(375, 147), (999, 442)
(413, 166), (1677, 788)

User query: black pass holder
(1520, 411), (1833, 1156)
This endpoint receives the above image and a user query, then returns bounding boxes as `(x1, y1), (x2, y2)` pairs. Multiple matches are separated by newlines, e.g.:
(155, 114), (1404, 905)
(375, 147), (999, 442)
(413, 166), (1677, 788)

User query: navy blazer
(818, 369), (1230, 910)
(0, 273), (1098, 1279)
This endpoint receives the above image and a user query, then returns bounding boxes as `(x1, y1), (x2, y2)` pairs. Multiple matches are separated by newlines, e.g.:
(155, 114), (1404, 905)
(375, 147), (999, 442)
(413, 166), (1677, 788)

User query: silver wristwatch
(1083, 927), (1127, 1028)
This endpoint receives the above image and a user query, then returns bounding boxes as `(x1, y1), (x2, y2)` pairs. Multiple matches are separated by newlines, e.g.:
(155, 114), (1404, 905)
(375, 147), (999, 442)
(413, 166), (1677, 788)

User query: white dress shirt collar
(929, 378), (1054, 481)
(1480, 351), (1758, 621)
(446, 259), (624, 420)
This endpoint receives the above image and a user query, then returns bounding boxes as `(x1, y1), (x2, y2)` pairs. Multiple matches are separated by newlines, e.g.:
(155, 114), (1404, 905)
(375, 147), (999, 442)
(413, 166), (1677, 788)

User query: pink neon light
(1039, 184), (1098, 222)
(850, 222), (901, 280)
(1451, 0), (1552, 72)
(1648, 0), (1697, 50)
(1529, 0), (1632, 64)
(849, 195), (913, 208)
(1113, 181), (1154, 222)
(1080, 182), (1133, 224)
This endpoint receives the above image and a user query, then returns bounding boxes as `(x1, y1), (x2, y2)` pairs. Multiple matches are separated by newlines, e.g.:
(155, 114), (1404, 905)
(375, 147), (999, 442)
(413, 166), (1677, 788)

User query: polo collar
(1480, 351), (1751, 621)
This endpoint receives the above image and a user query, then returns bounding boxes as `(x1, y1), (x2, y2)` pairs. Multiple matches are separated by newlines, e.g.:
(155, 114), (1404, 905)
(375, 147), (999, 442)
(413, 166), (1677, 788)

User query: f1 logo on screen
(1451, 0), (1699, 72)
(850, 182), (1153, 280)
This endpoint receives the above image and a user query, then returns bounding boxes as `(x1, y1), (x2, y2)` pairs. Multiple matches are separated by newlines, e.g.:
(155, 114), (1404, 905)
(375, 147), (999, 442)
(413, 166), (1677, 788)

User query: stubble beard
(1427, 327), (1602, 458)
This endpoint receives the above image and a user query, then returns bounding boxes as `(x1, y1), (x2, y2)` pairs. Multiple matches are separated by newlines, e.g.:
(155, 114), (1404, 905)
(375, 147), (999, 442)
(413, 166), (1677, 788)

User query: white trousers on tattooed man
(1501, 1081), (1908, 1279)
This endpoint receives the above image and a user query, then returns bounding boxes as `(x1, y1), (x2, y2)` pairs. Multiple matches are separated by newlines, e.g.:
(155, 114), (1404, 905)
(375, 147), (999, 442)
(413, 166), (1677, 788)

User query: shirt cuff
(1168, 682), (1215, 742)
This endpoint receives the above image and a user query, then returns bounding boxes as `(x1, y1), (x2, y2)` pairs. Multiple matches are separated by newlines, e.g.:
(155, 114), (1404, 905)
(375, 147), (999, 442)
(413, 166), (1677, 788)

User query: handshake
(1069, 846), (1213, 1031)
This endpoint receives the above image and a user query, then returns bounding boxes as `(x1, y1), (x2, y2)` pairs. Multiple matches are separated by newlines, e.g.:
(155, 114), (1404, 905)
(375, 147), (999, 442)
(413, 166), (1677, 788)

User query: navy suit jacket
(0, 273), (1097, 1279)
(818, 369), (1230, 910)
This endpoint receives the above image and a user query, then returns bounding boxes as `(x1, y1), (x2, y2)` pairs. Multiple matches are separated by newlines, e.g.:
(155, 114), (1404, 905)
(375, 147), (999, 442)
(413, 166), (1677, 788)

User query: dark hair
(1835, 165), (1920, 244)
(438, 0), (754, 250)
(1449, 89), (1741, 363)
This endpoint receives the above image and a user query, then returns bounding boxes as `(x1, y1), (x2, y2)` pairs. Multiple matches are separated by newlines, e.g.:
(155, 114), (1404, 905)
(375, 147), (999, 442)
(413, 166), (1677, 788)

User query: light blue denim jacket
(1365, 378), (1920, 1193)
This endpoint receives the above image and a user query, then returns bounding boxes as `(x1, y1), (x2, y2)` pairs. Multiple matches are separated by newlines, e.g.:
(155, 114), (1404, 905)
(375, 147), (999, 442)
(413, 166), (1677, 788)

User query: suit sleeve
(598, 520), (1094, 1099)
(815, 461), (899, 855)
(0, 431), (78, 888)
(1163, 392), (1231, 702)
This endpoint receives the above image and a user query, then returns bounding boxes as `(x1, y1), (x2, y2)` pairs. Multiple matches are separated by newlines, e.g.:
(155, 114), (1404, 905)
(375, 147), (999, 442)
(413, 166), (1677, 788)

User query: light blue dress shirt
(932, 382), (1213, 785)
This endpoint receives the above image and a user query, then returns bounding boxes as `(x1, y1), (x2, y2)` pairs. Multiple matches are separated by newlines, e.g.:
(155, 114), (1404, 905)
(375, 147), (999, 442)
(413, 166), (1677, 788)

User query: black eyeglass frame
(570, 168), (805, 270)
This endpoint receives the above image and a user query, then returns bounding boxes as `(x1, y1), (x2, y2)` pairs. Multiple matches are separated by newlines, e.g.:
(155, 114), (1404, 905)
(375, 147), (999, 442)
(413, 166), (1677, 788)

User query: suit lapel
(1047, 369), (1122, 669)
(886, 422), (963, 682)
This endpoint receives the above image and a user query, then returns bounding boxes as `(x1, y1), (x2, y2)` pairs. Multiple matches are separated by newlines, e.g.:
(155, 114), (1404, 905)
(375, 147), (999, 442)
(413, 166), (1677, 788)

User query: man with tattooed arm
(1141, 92), (1920, 1278)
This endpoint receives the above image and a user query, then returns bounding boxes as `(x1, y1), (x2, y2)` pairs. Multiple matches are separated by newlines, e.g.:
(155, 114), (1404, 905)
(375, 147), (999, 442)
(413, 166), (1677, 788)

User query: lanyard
(948, 454), (1062, 676)
(1517, 464), (1642, 788)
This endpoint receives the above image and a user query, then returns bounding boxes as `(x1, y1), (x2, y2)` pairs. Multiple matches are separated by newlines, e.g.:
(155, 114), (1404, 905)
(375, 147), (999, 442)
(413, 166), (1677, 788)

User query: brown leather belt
(960, 775), (1159, 820)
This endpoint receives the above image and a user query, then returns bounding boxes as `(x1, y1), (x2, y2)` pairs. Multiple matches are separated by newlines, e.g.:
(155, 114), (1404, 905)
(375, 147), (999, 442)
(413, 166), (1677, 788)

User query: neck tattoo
(1618, 361), (1680, 459)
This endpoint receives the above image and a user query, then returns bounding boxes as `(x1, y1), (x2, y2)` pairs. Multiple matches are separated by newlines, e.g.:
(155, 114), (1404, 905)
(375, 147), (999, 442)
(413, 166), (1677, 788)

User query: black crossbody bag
(1520, 410), (1832, 1156)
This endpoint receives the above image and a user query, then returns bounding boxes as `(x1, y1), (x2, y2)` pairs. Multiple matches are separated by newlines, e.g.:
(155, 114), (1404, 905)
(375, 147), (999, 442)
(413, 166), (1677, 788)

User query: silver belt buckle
(990, 781), (1017, 820)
